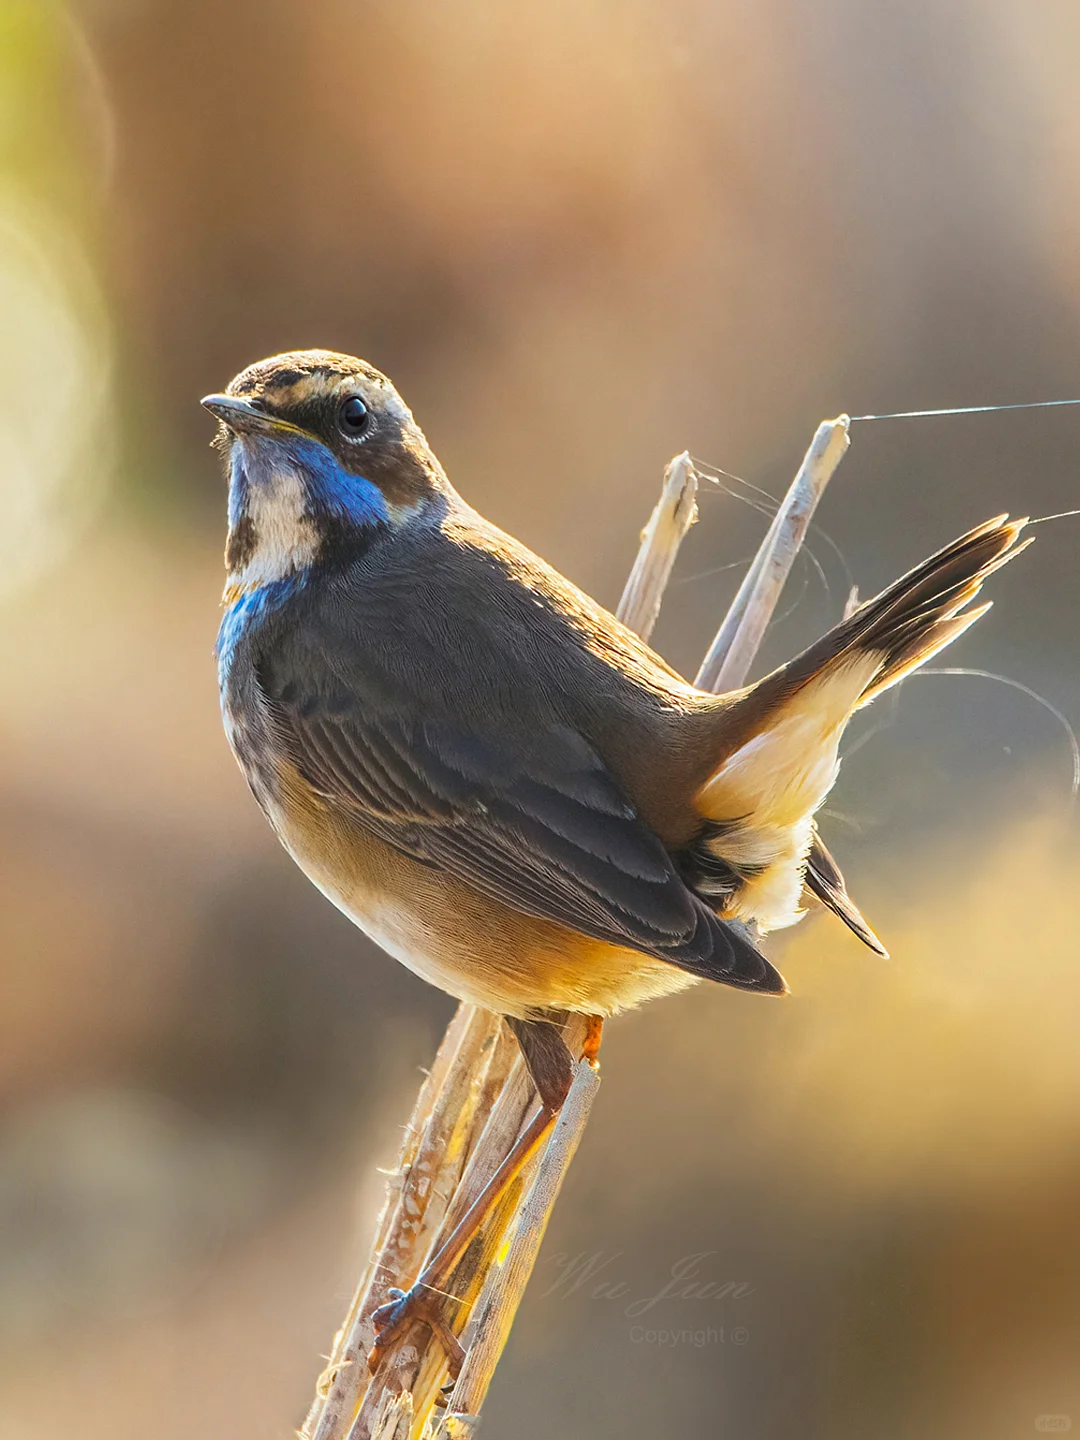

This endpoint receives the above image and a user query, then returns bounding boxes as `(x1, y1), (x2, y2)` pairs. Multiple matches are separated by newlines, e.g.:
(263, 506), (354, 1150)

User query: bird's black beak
(201, 394), (305, 438)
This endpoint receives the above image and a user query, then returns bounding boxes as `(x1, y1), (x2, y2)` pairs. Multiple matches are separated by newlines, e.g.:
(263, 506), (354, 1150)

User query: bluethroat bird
(204, 350), (1029, 1366)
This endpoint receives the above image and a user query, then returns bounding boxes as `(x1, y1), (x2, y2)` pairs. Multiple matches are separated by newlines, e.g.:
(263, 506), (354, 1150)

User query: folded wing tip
(760, 963), (790, 995)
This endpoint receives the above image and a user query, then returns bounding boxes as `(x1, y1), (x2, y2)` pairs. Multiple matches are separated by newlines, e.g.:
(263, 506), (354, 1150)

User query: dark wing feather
(805, 832), (888, 957)
(266, 680), (784, 994)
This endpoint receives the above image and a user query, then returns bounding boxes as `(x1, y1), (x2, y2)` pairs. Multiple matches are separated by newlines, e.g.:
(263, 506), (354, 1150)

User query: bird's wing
(263, 677), (783, 993)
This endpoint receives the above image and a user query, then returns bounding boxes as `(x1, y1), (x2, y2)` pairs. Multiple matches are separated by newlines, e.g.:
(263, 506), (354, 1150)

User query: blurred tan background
(1, 1), (1079, 1435)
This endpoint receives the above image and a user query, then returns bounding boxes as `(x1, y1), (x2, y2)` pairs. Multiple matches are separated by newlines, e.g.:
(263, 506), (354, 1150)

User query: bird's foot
(368, 1283), (466, 1379)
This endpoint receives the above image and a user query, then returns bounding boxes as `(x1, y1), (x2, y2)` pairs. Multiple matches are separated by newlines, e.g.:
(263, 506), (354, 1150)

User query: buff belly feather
(261, 759), (697, 1019)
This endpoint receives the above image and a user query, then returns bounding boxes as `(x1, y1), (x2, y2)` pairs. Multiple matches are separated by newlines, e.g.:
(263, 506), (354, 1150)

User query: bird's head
(203, 350), (446, 598)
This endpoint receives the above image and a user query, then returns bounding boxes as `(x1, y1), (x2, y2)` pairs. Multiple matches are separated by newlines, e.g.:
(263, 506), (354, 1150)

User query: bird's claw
(367, 1283), (466, 1379)
(369, 1286), (414, 1349)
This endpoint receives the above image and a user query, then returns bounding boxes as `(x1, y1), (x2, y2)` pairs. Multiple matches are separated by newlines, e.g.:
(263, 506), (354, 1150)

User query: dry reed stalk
(616, 450), (700, 641)
(300, 419), (850, 1440)
(695, 418), (850, 691)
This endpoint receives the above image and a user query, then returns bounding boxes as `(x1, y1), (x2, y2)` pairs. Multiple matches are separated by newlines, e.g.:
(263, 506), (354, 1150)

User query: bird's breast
(220, 664), (286, 821)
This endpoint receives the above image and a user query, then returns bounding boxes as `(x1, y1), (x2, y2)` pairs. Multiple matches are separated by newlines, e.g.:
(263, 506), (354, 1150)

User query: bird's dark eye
(338, 395), (369, 437)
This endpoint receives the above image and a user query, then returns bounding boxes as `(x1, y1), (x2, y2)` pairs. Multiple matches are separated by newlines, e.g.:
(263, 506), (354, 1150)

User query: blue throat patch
(227, 432), (390, 532)
(289, 435), (390, 528)
(218, 434), (392, 670)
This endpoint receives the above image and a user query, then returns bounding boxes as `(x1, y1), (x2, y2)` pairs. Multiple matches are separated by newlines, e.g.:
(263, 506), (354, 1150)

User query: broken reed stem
(440, 1055), (602, 1431)
(696, 417), (850, 692)
(617, 450), (700, 643)
(301, 421), (850, 1440)
(302, 1007), (507, 1440)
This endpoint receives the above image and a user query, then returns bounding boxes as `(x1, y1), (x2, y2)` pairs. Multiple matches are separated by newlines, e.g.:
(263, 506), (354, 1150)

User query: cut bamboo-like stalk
(301, 423), (850, 1439)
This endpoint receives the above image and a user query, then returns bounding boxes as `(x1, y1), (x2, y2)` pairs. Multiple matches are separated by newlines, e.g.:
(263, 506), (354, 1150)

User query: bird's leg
(369, 1013), (599, 1376)
(368, 1105), (560, 1374)
(582, 1013), (604, 1065)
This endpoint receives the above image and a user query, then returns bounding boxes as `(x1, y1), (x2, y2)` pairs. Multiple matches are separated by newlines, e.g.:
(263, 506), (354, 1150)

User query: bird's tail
(758, 513), (1029, 716)
(690, 515), (1030, 934)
